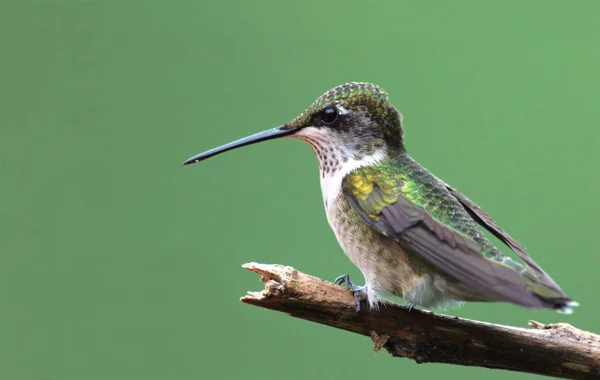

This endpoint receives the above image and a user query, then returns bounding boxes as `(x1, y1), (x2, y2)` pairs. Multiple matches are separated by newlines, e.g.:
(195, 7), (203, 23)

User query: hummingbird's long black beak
(182, 125), (299, 166)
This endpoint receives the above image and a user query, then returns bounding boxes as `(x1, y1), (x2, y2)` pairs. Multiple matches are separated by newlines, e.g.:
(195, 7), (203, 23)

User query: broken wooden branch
(241, 262), (600, 380)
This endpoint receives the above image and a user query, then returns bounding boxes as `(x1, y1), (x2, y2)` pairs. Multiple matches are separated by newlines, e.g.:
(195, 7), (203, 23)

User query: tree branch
(240, 262), (600, 380)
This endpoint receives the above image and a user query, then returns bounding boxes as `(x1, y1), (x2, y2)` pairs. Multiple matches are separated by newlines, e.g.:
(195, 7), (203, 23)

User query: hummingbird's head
(281, 82), (404, 173)
(182, 83), (404, 175)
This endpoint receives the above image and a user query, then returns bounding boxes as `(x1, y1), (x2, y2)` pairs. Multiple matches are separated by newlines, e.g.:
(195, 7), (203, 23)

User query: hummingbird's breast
(321, 160), (470, 310)
(325, 190), (455, 309)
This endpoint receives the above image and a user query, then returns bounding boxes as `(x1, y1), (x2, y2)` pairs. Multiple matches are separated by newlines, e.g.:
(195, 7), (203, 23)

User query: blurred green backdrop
(1, 1), (599, 379)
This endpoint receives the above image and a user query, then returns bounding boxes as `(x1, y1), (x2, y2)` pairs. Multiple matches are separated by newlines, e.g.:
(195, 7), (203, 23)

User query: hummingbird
(183, 82), (577, 314)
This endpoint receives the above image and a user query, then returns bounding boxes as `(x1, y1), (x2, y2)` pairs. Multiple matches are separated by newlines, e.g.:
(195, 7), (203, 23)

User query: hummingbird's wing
(444, 184), (563, 293)
(342, 168), (545, 308)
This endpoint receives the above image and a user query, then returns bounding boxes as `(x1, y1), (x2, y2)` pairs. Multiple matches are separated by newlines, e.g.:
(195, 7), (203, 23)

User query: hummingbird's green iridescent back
(341, 153), (572, 309)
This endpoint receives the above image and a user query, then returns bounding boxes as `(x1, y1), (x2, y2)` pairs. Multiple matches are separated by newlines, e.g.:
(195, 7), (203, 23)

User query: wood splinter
(370, 331), (390, 354)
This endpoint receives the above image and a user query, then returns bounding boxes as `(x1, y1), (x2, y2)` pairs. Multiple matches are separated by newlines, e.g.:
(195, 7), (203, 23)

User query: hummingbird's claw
(333, 273), (350, 286)
(333, 274), (368, 313)
(406, 303), (415, 312)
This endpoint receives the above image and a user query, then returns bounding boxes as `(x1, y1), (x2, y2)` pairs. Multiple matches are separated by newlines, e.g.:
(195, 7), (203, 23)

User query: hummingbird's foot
(333, 274), (368, 312)
(406, 303), (415, 312)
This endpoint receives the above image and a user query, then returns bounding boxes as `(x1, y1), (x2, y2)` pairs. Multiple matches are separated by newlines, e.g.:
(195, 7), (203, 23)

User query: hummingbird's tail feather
(525, 276), (579, 314)
(534, 296), (579, 314)
(556, 300), (580, 315)
(445, 182), (578, 313)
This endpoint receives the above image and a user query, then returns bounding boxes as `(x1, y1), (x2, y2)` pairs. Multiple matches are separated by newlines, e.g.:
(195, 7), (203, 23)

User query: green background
(1, 1), (599, 379)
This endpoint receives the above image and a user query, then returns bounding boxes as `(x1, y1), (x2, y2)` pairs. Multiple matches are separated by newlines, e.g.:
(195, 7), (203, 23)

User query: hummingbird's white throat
(295, 126), (388, 209)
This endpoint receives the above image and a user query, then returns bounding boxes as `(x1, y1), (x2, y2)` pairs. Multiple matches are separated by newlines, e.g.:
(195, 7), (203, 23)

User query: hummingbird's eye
(321, 106), (339, 124)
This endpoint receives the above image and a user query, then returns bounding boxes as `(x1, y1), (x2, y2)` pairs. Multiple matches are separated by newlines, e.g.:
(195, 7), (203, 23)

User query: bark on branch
(240, 262), (600, 380)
